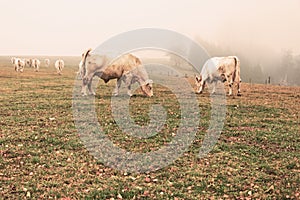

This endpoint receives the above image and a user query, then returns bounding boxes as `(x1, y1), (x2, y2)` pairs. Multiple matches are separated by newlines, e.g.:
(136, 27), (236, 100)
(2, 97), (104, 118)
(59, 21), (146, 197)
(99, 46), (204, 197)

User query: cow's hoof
(237, 93), (242, 96)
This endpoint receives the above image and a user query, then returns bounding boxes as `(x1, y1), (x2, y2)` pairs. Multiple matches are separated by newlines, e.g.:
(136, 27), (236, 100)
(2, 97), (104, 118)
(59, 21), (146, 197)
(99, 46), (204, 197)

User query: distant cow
(11, 57), (16, 65)
(195, 56), (241, 96)
(17, 59), (25, 72)
(25, 59), (33, 68)
(11, 57), (17, 70)
(55, 59), (64, 75)
(32, 59), (41, 72)
(11, 57), (25, 72)
(80, 48), (153, 97)
(44, 59), (50, 67)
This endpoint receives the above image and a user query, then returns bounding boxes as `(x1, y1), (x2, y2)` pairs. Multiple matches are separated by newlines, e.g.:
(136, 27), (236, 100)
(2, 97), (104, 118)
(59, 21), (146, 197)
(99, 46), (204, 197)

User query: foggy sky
(1, 0), (299, 56)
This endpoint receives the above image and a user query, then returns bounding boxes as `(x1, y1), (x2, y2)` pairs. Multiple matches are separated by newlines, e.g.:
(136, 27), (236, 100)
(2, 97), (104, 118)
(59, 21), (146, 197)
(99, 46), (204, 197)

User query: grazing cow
(80, 48), (153, 97)
(11, 57), (16, 65)
(44, 59), (50, 67)
(25, 59), (33, 68)
(11, 57), (18, 70)
(11, 57), (17, 70)
(11, 57), (25, 72)
(32, 59), (41, 72)
(195, 56), (241, 96)
(15, 58), (25, 72)
(55, 59), (64, 75)
(17, 59), (25, 72)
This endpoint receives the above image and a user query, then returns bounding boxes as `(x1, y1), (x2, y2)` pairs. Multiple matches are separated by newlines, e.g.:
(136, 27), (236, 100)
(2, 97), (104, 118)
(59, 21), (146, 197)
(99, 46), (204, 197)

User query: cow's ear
(218, 65), (224, 73)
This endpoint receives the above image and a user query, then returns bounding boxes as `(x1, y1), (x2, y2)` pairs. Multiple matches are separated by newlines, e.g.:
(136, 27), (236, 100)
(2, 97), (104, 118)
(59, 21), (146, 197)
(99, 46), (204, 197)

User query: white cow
(80, 48), (153, 97)
(25, 59), (33, 68)
(55, 59), (64, 75)
(11, 57), (25, 72)
(32, 59), (41, 72)
(195, 56), (241, 96)
(11, 57), (16, 65)
(44, 59), (50, 67)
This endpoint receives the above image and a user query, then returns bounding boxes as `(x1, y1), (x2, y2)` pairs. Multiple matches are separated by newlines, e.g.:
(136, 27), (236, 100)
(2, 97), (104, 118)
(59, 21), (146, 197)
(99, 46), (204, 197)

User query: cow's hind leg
(81, 75), (94, 96)
(237, 81), (241, 96)
(87, 81), (96, 96)
(81, 77), (88, 96)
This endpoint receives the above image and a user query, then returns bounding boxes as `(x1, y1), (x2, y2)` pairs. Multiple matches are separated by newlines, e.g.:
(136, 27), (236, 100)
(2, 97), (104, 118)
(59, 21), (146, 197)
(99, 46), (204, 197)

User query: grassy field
(0, 56), (299, 199)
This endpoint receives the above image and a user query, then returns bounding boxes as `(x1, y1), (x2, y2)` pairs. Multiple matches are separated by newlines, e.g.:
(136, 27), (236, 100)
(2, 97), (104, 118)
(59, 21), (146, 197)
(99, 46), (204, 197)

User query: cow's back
(110, 54), (142, 72)
(215, 56), (240, 82)
(100, 54), (143, 81)
(201, 57), (221, 80)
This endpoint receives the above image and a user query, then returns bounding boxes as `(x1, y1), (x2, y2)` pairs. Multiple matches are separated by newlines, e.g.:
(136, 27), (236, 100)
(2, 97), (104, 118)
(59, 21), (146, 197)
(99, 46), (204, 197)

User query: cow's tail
(233, 56), (241, 83)
(81, 48), (92, 77)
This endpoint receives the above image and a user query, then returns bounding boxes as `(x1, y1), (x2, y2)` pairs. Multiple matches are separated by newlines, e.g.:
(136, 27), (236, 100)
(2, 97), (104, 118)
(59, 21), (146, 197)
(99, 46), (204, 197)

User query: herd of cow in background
(11, 57), (65, 75)
(10, 49), (242, 97)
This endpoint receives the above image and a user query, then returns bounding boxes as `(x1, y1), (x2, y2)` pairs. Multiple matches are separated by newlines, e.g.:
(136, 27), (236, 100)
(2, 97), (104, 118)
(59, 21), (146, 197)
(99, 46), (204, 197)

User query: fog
(0, 0), (299, 84)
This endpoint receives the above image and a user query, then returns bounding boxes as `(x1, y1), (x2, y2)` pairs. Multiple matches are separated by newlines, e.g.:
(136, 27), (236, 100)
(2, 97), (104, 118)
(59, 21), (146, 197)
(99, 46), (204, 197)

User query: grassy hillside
(0, 57), (299, 199)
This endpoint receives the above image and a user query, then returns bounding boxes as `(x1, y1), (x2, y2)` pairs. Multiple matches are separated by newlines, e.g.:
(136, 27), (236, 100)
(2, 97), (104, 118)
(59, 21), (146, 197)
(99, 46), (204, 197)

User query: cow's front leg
(123, 74), (133, 96)
(227, 76), (233, 96)
(113, 78), (122, 96)
(228, 80), (233, 96)
(228, 84), (233, 96)
(127, 85), (132, 97)
(211, 81), (217, 94)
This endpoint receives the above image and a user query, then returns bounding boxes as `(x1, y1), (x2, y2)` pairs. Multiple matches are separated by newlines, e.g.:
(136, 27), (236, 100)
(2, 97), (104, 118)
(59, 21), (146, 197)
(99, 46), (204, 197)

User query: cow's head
(195, 74), (202, 88)
(140, 79), (153, 97)
(217, 66), (227, 82)
(220, 74), (227, 82)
